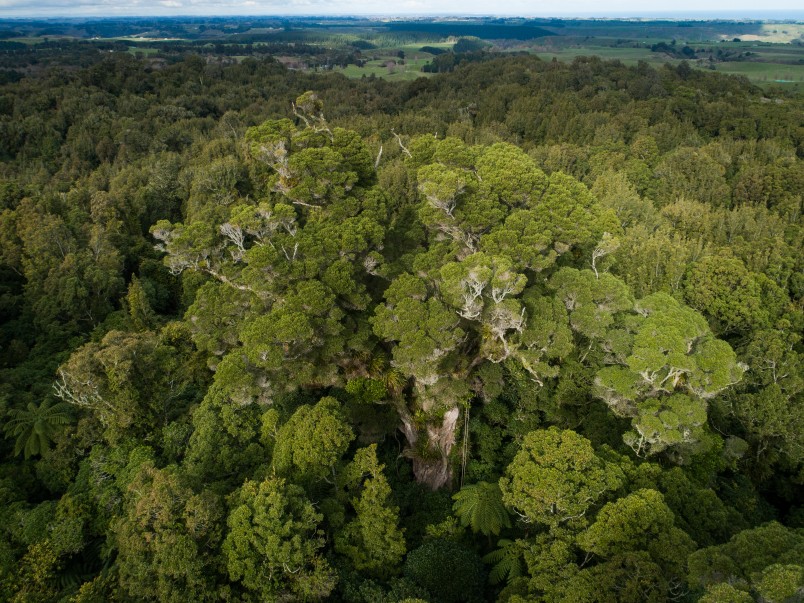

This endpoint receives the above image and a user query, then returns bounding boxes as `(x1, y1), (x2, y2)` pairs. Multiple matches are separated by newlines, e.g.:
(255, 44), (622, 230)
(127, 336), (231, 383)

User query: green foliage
(273, 396), (355, 482)
(3, 400), (71, 459)
(687, 522), (804, 594)
(0, 35), (801, 603)
(651, 466), (744, 546)
(475, 143), (548, 207)
(731, 328), (804, 468)
(371, 273), (464, 383)
(624, 394), (708, 457)
(112, 463), (222, 602)
(654, 147), (730, 207)
(754, 564), (804, 603)
(500, 428), (624, 528)
(555, 551), (668, 603)
(698, 582), (753, 603)
(483, 538), (525, 585)
(479, 169), (615, 273)
(577, 489), (696, 577)
(452, 481), (511, 537)
(594, 292), (744, 458)
(335, 445), (406, 578)
(403, 539), (486, 603)
(223, 477), (337, 600)
(7, 540), (62, 603)
(517, 532), (580, 597)
(684, 253), (767, 334)
(55, 326), (207, 444)
(548, 267), (632, 341)
(345, 376), (388, 404)
(184, 352), (266, 482)
(125, 276), (156, 331)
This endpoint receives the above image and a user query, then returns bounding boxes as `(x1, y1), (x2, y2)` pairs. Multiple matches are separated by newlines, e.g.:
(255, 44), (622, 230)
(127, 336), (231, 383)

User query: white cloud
(1, 0), (802, 17)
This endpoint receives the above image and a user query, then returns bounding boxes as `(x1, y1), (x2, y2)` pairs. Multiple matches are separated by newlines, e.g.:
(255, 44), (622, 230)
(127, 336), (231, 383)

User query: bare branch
(392, 130), (412, 158)
(220, 222), (246, 261)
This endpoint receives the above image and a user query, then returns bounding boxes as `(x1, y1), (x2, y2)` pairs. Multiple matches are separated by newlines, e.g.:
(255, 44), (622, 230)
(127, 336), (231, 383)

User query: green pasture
(126, 46), (159, 56)
(11, 36), (77, 45)
(712, 61), (804, 90)
(329, 43), (450, 81)
(332, 56), (434, 81)
(532, 46), (668, 66)
(525, 39), (804, 89)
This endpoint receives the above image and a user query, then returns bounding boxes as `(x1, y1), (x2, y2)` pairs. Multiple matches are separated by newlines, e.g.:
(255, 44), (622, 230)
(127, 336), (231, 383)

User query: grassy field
(521, 37), (804, 90)
(738, 23), (804, 43)
(712, 61), (804, 91)
(126, 46), (160, 56)
(531, 45), (671, 67)
(11, 36), (77, 45)
(330, 43), (447, 82)
(332, 59), (433, 81)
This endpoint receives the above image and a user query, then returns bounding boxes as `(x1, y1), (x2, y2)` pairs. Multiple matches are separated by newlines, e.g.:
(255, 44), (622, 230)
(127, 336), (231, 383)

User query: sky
(1, 0), (803, 19)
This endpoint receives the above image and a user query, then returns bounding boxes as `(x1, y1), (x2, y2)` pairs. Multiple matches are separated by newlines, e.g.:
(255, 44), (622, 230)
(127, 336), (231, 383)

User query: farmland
(1, 16), (802, 88)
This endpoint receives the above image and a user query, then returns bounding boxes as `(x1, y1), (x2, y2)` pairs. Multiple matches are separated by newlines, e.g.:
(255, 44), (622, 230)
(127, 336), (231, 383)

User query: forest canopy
(0, 38), (802, 603)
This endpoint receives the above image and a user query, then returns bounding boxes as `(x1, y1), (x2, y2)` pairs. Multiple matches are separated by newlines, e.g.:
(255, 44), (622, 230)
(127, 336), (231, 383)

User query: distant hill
(384, 21), (557, 41)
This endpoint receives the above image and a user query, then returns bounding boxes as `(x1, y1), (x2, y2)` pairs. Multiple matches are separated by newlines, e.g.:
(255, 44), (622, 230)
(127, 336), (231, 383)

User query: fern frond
(452, 481), (512, 536)
(483, 538), (524, 585)
(3, 400), (73, 459)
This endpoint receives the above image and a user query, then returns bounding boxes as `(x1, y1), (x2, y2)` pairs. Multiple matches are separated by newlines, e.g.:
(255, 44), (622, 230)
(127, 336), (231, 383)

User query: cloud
(1, 0), (802, 17)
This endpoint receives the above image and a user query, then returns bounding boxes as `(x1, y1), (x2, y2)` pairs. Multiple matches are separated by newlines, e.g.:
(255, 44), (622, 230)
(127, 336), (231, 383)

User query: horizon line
(2, 11), (804, 21)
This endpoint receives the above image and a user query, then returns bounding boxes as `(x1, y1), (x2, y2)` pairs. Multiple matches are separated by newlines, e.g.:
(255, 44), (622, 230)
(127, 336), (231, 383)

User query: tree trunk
(397, 404), (460, 490)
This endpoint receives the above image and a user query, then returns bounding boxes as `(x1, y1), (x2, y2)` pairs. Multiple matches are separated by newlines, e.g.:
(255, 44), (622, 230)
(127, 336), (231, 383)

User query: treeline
(0, 51), (802, 602)
(651, 41), (760, 64)
(384, 21), (556, 41)
(0, 17), (283, 40)
(0, 39), (364, 75)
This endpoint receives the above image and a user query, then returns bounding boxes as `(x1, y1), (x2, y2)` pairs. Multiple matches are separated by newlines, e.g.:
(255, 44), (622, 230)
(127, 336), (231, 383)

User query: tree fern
(4, 400), (72, 459)
(452, 481), (511, 537)
(482, 538), (524, 585)
(368, 355), (407, 394)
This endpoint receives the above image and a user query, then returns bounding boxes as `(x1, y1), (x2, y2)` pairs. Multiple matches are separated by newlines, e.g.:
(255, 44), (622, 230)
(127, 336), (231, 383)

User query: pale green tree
(499, 428), (624, 529)
(223, 477), (337, 601)
(577, 489), (696, 579)
(272, 396), (355, 483)
(595, 293), (744, 457)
